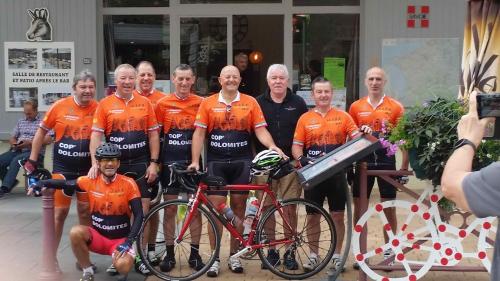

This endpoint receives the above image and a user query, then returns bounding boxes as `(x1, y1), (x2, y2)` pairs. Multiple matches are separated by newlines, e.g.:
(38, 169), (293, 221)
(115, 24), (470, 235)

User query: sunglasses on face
(98, 158), (119, 163)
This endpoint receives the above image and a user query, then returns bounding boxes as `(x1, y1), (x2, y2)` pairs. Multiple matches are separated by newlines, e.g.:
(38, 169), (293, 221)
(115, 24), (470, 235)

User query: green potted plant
(388, 97), (500, 211)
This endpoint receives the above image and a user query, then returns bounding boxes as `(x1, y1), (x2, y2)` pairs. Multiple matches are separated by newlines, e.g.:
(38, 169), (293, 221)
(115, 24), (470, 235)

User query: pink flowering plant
(379, 121), (405, 157)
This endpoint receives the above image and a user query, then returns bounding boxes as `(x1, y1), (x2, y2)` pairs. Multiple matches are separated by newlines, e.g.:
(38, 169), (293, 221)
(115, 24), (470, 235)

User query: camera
(477, 93), (500, 139)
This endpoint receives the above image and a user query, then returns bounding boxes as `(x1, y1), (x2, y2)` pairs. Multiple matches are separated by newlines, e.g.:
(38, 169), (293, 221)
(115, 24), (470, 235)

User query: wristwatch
(453, 138), (477, 151)
(150, 158), (160, 164)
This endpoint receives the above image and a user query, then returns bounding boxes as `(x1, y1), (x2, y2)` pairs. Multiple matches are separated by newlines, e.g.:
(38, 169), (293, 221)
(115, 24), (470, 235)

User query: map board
(381, 38), (460, 107)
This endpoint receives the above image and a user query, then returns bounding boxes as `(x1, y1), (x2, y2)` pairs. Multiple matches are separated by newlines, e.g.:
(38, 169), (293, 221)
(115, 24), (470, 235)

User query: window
(181, 0), (280, 3)
(293, 0), (359, 6)
(180, 17), (227, 96)
(103, 15), (170, 86)
(293, 14), (359, 108)
(103, 0), (169, 7)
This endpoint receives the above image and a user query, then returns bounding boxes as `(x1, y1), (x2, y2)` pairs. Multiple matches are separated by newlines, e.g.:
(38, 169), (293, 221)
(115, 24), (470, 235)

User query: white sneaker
(206, 260), (220, 277)
(106, 264), (118, 276)
(330, 254), (346, 272)
(228, 256), (244, 273)
(303, 254), (319, 272)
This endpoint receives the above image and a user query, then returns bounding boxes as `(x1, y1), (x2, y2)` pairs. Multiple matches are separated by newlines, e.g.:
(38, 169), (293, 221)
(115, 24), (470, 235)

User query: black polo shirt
(255, 88), (308, 157)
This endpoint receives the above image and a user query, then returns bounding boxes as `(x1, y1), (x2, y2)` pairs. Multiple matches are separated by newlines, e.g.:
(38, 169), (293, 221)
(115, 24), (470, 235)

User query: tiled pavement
(0, 142), (492, 281)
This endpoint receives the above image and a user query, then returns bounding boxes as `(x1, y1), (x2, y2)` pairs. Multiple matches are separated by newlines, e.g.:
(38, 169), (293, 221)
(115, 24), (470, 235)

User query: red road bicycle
(137, 162), (336, 280)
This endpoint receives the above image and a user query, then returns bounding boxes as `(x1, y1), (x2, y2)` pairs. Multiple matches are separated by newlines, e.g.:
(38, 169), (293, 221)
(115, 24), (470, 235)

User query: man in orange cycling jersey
(292, 77), (367, 273)
(349, 67), (409, 268)
(26, 70), (98, 272)
(155, 64), (204, 272)
(89, 63), (160, 275)
(188, 65), (285, 277)
(134, 61), (166, 108)
(134, 61), (165, 266)
(28, 143), (143, 281)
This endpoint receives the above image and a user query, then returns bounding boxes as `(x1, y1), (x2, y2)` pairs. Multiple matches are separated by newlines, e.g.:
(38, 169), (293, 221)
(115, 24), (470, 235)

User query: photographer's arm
(441, 144), (474, 211)
(441, 91), (494, 211)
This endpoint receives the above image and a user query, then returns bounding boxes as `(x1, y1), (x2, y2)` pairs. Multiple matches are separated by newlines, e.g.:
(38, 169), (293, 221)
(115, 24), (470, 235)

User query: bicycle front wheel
(256, 198), (336, 279)
(137, 199), (220, 281)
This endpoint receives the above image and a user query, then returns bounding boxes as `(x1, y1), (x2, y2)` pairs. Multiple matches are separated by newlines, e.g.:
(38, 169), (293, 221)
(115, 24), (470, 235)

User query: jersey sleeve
(393, 100), (405, 124)
(92, 102), (107, 133)
(194, 99), (209, 129)
(251, 98), (267, 129)
(348, 102), (359, 125)
(292, 115), (306, 146)
(125, 177), (141, 202)
(155, 99), (165, 131)
(76, 176), (89, 192)
(40, 102), (59, 131)
(146, 100), (159, 131)
(343, 112), (360, 138)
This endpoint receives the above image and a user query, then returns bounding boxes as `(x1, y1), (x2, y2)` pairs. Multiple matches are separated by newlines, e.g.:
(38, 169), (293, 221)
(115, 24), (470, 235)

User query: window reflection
(293, 0), (359, 6)
(180, 18), (227, 96)
(103, 15), (170, 86)
(293, 14), (359, 109)
(181, 0), (279, 3)
(103, 0), (169, 7)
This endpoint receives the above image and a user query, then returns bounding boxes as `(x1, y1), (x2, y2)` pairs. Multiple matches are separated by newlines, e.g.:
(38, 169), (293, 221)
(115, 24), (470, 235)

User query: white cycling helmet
(252, 149), (282, 171)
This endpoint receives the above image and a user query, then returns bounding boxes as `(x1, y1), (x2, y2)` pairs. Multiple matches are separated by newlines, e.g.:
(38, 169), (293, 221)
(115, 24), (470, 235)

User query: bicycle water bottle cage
(201, 176), (226, 190)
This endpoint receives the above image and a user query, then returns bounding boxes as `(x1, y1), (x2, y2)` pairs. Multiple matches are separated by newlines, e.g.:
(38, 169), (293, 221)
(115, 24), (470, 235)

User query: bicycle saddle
(201, 175), (226, 188)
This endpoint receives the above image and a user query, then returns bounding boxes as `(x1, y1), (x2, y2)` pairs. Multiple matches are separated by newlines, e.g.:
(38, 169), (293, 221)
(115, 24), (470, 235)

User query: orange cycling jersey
(134, 89), (166, 108)
(293, 108), (358, 158)
(77, 174), (141, 239)
(195, 92), (267, 160)
(41, 97), (98, 174)
(349, 95), (404, 164)
(92, 93), (158, 163)
(348, 96), (404, 133)
(155, 93), (202, 163)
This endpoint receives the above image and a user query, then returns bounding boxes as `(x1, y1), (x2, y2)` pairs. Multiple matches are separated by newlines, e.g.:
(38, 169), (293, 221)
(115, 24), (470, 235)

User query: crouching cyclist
(28, 143), (143, 281)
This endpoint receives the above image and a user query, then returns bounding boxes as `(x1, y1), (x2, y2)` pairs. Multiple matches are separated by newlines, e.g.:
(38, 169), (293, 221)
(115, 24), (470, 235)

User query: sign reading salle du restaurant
(4, 8), (74, 112)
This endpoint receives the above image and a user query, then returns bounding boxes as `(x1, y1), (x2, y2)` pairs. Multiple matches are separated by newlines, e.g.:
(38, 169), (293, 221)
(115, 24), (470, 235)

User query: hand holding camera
(476, 92), (499, 139)
(458, 92), (497, 147)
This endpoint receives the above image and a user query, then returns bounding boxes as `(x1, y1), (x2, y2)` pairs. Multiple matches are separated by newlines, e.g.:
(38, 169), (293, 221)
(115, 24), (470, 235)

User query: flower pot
(409, 148), (426, 179)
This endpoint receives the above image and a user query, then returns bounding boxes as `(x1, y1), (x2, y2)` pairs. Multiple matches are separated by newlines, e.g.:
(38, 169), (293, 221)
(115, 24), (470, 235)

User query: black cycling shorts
(352, 162), (397, 199)
(304, 171), (347, 213)
(118, 162), (157, 199)
(206, 159), (251, 196)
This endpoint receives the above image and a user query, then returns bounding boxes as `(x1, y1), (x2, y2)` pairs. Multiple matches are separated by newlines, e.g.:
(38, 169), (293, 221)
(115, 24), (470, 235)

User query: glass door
(180, 17), (228, 96)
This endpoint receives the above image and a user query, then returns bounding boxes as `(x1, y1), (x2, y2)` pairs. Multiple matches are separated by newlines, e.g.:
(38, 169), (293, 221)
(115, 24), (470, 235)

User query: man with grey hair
(255, 64), (308, 270)
(26, 69), (98, 271)
(89, 63), (160, 275)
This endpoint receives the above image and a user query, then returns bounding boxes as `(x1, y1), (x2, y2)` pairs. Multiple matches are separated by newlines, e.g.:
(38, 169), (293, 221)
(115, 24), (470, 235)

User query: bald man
(349, 67), (408, 269)
(188, 65), (284, 277)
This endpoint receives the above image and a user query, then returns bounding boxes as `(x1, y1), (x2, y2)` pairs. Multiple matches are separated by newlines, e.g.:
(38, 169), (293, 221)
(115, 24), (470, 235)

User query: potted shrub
(388, 97), (500, 211)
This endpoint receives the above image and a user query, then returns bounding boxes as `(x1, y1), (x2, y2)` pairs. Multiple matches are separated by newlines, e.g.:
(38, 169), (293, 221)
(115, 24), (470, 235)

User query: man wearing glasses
(188, 65), (285, 277)
(28, 143), (143, 281)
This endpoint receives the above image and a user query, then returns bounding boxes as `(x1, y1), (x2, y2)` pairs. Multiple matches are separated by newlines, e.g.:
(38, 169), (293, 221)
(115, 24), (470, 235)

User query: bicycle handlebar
(168, 163), (206, 193)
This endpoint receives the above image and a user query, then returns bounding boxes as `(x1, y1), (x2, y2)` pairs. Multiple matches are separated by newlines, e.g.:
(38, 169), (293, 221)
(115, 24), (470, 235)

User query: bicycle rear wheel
(137, 199), (220, 281)
(256, 198), (336, 279)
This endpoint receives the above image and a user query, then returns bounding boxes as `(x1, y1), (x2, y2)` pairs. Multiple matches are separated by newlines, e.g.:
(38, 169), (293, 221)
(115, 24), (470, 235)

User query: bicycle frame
(176, 181), (296, 258)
